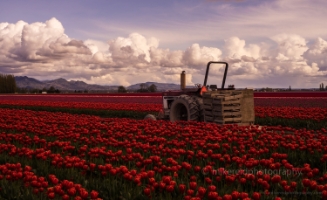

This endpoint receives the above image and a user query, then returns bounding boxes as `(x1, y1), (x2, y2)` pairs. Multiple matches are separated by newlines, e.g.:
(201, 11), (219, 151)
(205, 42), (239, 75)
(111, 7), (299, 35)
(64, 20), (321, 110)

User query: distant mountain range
(14, 76), (190, 92)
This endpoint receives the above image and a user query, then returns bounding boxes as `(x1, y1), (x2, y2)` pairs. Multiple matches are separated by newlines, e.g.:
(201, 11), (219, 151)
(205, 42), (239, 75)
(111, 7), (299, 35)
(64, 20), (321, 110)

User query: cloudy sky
(0, 0), (327, 88)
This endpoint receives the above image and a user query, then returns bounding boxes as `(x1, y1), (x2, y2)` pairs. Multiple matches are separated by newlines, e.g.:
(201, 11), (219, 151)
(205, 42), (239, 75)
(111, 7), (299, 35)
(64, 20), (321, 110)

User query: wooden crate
(203, 98), (241, 106)
(202, 89), (254, 125)
(204, 111), (241, 118)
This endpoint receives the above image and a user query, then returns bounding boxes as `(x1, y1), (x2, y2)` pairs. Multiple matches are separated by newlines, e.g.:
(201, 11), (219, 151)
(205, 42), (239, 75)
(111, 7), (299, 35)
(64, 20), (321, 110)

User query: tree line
(16, 86), (61, 94)
(0, 74), (16, 93)
(0, 73), (63, 94)
(320, 83), (327, 91)
(118, 83), (157, 93)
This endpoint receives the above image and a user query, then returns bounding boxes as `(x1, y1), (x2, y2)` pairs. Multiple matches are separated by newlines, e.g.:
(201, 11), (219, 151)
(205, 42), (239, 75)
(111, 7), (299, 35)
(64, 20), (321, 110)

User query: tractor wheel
(144, 114), (157, 121)
(196, 97), (204, 122)
(169, 95), (200, 122)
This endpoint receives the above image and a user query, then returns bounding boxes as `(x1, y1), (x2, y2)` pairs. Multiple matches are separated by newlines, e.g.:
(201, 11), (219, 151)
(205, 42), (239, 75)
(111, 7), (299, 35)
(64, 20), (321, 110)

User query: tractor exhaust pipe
(181, 71), (186, 90)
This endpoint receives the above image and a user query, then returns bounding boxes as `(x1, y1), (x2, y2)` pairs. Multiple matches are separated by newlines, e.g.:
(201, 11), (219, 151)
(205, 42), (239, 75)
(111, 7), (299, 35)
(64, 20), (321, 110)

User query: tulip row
(254, 97), (327, 108)
(1, 100), (326, 121)
(255, 106), (327, 121)
(0, 162), (100, 200)
(0, 100), (162, 112)
(0, 100), (161, 120)
(254, 106), (327, 130)
(0, 99), (326, 129)
(2, 95), (327, 107)
(0, 94), (163, 104)
(253, 92), (327, 98)
(0, 108), (327, 199)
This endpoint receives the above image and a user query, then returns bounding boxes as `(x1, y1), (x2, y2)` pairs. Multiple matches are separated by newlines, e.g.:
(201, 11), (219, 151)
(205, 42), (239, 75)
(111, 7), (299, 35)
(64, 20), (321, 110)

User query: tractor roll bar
(203, 61), (228, 89)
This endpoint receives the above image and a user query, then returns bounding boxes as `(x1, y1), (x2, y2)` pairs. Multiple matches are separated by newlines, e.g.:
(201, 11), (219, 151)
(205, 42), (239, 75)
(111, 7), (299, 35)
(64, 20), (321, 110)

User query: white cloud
(108, 33), (158, 64)
(83, 39), (109, 55)
(183, 43), (222, 68)
(303, 37), (327, 71)
(270, 34), (308, 61)
(148, 45), (187, 71)
(0, 18), (327, 88)
(223, 37), (260, 63)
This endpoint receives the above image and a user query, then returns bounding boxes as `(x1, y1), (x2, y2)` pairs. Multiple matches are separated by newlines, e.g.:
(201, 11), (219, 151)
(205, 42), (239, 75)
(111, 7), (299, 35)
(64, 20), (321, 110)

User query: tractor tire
(144, 114), (157, 121)
(169, 95), (200, 122)
(196, 97), (204, 122)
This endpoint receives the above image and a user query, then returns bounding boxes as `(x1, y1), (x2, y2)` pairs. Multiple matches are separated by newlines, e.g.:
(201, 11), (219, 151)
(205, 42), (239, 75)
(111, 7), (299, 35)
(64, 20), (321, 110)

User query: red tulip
(190, 181), (197, 190)
(207, 185), (216, 192)
(143, 188), (151, 196)
(252, 192), (261, 200)
(179, 184), (186, 193)
(222, 194), (232, 200)
(271, 175), (281, 183)
(197, 186), (206, 196)
(187, 189), (194, 196)
(48, 192), (55, 199)
(166, 185), (174, 193)
(231, 191), (240, 199)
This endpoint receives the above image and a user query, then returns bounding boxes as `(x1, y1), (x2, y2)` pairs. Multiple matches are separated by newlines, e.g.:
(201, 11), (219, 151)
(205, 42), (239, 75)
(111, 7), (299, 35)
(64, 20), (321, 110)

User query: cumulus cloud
(270, 34), (308, 61)
(108, 33), (158, 65)
(223, 37), (260, 63)
(0, 18), (327, 88)
(303, 37), (327, 71)
(183, 43), (222, 68)
(84, 39), (109, 55)
(150, 48), (184, 68)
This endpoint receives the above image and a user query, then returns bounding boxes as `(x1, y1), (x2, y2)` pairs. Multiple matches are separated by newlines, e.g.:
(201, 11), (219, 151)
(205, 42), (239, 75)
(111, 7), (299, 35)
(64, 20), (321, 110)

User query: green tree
(31, 88), (39, 94)
(140, 83), (146, 90)
(137, 83), (149, 92)
(0, 74), (16, 93)
(118, 86), (127, 93)
(47, 86), (56, 93)
(15, 87), (22, 93)
(148, 84), (157, 92)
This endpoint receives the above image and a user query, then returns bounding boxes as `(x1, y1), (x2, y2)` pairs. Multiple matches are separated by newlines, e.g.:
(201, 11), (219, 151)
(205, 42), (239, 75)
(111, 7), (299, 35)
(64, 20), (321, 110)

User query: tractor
(145, 61), (255, 125)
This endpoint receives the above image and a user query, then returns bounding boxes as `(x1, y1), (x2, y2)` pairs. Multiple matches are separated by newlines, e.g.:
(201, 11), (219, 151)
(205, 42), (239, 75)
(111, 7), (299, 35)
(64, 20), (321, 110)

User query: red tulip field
(0, 92), (326, 199)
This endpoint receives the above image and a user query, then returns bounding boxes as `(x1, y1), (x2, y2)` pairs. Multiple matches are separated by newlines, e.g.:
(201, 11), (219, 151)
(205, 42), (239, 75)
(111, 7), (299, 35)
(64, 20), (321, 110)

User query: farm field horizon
(2, 91), (327, 97)
(1, 92), (327, 109)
